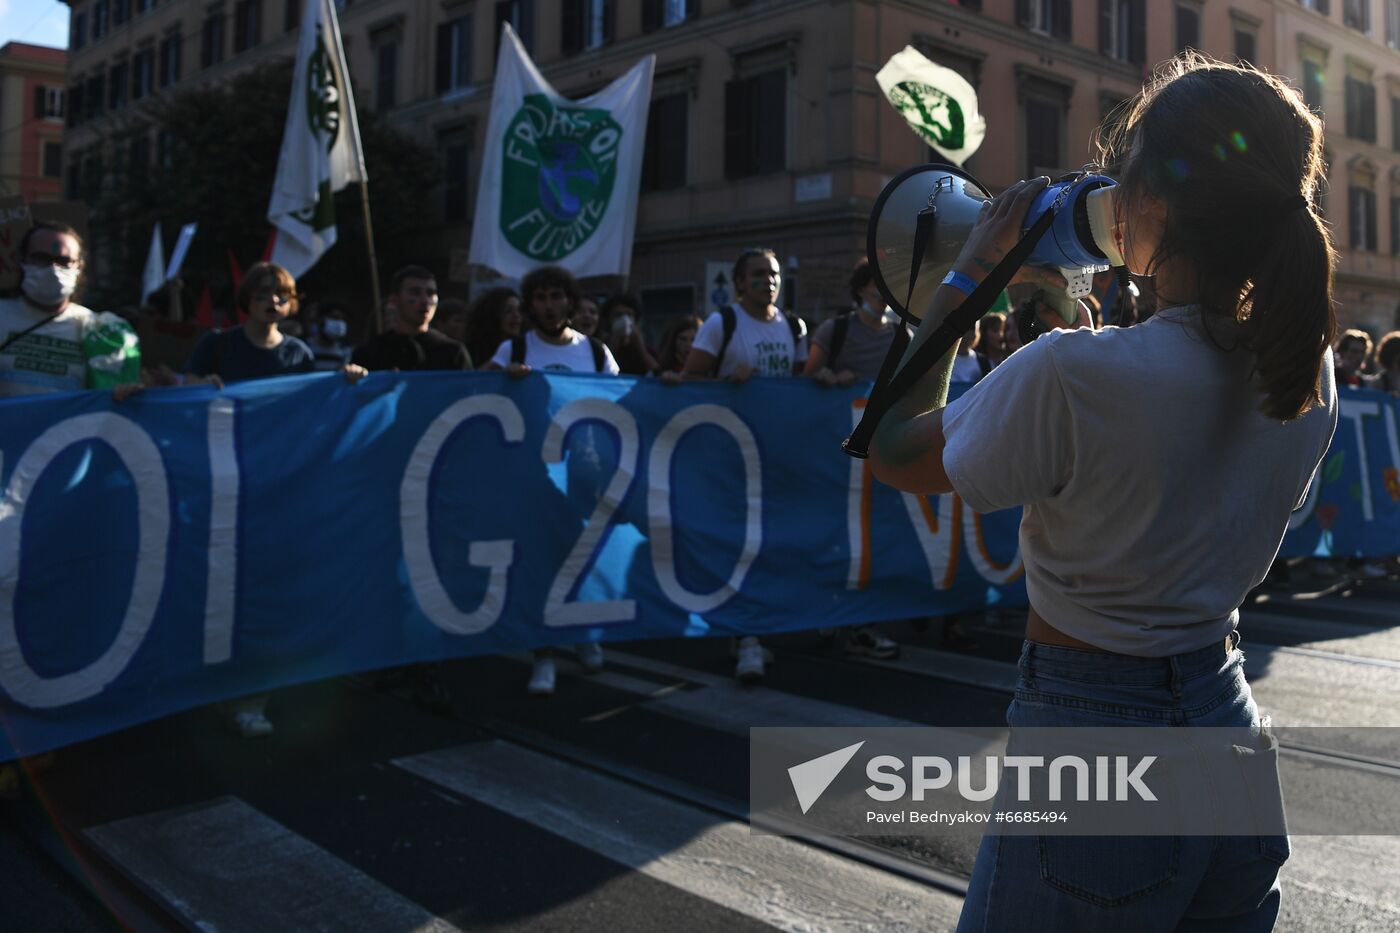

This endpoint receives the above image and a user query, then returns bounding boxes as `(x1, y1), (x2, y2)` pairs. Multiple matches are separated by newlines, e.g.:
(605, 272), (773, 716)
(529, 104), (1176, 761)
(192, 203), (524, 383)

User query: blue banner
(0, 374), (1395, 760)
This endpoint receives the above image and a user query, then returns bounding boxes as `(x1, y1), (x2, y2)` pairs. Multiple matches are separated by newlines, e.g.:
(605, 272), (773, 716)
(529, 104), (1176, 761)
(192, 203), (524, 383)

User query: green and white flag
(267, 0), (366, 279)
(469, 23), (653, 280)
(876, 46), (985, 166)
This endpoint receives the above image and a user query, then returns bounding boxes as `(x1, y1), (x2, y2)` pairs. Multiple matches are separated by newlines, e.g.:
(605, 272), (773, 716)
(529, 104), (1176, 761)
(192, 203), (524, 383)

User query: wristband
(941, 270), (979, 298)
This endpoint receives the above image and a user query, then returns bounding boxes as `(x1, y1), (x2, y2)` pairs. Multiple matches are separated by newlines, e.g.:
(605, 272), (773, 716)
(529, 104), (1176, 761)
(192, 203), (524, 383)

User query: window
(724, 68), (786, 179)
(1017, 0), (1071, 41)
(86, 72), (105, 118)
(92, 0), (109, 40)
(435, 16), (471, 93)
(375, 40), (398, 110)
(33, 86), (65, 120)
(642, 0), (692, 32)
(113, 0), (130, 27)
(202, 13), (226, 69)
(129, 134), (150, 175)
(1345, 75), (1377, 142)
(561, 0), (612, 54)
(643, 92), (688, 191)
(1175, 3), (1201, 52)
(495, 0), (534, 55)
(1392, 195), (1400, 255)
(1388, 0), (1400, 47)
(234, 0), (262, 53)
(67, 84), (83, 127)
(1344, 0), (1371, 32)
(1234, 28), (1257, 64)
(1099, 0), (1146, 65)
(1393, 97), (1400, 149)
(1303, 59), (1325, 112)
(136, 0), (153, 12)
(132, 49), (154, 100)
(1025, 97), (1062, 175)
(1299, 0), (1331, 13)
(109, 61), (129, 110)
(67, 157), (81, 200)
(159, 31), (182, 87)
(42, 142), (62, 179)
(157, 130), (176, 169)
(82, 151), (102, 204)
(285, 0), (300, 31)
(73, 11), (88, 50)
(440, 128), (470, 222)
(1350, 185), (1377, 250)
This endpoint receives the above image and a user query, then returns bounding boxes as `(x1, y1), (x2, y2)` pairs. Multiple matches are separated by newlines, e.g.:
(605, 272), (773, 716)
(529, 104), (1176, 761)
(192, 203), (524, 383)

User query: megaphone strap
(844, 204), (1059, 459)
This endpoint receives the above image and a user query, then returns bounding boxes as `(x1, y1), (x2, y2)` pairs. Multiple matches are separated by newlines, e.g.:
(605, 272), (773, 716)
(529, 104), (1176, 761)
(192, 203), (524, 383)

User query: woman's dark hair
(236, 262), (298, 315)
(1376, 331), (1400, 371)
(657, 314), (705, 373)
(600, 292), (642, 325)
(463, 287), (519, 364)
(1336, 328), (1373, 358)
(1096, 52), (1335, 421)
(519, 265), (580, 312)
(849, 259), (876, 305)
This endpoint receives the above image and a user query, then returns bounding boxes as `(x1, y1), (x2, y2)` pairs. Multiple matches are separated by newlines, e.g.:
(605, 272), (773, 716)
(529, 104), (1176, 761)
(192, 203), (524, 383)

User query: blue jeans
(956, 635), (1289, 933)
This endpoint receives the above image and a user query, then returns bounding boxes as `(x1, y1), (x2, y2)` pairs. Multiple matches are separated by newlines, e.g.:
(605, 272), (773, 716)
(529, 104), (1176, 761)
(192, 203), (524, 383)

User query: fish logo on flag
(267, 0), (366, 278)
(470, 24), (653, 279)
(876, 47), (985, 166)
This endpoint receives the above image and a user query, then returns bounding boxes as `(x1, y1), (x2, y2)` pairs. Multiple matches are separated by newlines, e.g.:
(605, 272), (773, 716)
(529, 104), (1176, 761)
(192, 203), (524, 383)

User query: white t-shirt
(692, 304), (807, 378)
(0, 297), (98, 397)
(489, 330), (620, 374)
(941, 306), (1338, 656)
(950, 350), (984, 384)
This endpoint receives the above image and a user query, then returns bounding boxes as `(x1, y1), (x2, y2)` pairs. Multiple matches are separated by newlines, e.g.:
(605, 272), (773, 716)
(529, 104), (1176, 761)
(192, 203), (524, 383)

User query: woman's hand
(506, 362), (532, 379)
(341, 363), (369, 384)
(951, 176), (1050, 282)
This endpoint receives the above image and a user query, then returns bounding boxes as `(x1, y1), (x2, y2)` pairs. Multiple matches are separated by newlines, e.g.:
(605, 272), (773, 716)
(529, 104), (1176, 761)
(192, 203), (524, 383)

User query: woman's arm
(868, 177), (1049, 495)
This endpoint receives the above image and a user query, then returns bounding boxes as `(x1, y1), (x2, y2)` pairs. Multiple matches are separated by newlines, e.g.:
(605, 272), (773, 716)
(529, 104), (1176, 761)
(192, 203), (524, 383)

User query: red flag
(227, 248), (244, 290)
(261, 229), (277, 263)
(195, 285), (215, 328)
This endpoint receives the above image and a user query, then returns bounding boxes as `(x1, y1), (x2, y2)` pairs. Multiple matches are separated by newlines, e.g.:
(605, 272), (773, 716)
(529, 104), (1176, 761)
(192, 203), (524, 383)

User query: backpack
(716, 303), (806, 372)
(825, 312), (852, 370)
(510, 333), (607, 372)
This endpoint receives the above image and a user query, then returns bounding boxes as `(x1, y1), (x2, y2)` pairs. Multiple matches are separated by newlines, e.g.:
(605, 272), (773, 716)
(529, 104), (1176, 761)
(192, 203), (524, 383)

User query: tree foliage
(89, 60), (442, 326)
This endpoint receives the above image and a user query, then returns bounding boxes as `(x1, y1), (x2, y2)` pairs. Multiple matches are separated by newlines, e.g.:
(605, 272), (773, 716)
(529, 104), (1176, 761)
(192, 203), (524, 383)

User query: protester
(683, 248), (807, 682)
(1372, 330), (1400, 394)
(949, 319), (991, 383)
(978, 311), (1011, 367)
(353, 266), (472, 371)
(655, 314), (703, 382)
(435, 297), (470, 345)
(306, 300), (354, 371)
(804, 259), (902, 659)
(1335, 329), (1372, 388)
(869, 56), (1337, 930)
(463, 287), (523, 370)
(0, 221), (141, 398)
(572, 295), (600, 338)
(184, 261), (366, 738)
(490, 265), (618, 695)
(600, 293), (659, 375)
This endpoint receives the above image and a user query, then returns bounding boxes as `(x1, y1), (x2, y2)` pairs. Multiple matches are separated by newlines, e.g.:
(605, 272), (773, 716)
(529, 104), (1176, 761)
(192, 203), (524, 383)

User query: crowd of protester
(1, 219), (1397, 727)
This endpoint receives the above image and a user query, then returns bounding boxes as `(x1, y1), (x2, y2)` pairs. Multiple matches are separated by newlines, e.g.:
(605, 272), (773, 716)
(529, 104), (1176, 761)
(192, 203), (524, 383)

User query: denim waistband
(1018, 630), (1241, 688)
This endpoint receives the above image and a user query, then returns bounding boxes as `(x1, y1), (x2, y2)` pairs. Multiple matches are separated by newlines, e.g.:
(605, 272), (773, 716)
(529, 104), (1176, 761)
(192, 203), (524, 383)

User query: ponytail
(1240, 203), (1336, 421)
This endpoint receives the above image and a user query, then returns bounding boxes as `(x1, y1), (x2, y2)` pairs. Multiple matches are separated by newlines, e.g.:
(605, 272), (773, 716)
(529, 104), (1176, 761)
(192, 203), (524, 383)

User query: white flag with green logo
(876, 46), (985, 166)
(469, 23), (654, 280)
(267, 0), (366, 279)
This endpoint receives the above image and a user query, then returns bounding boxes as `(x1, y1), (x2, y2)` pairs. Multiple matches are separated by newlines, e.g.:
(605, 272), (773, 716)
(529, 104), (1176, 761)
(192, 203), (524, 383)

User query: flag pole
(358, 180), (383, 336)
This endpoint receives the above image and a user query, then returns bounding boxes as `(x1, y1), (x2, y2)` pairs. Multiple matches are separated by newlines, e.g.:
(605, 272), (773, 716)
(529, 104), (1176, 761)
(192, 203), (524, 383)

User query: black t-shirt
(185, 328), (316, 382)
(352, 329), (473, 372)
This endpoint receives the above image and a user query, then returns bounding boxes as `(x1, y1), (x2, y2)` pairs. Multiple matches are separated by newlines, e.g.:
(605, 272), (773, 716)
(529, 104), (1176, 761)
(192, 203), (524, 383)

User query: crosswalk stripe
(84, 797), (462, 933)
(394, 739), (966, 932)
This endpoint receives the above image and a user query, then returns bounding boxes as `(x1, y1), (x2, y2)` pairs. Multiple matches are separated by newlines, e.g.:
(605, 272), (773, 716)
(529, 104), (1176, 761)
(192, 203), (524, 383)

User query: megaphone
(846, 164), (1125, 459)
(868, 163), (1122, 326)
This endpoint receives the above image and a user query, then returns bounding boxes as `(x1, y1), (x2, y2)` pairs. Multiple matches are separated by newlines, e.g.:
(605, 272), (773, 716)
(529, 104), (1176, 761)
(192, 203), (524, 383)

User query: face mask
(322, 318), (347, 340)
(21, 264), (79, 307)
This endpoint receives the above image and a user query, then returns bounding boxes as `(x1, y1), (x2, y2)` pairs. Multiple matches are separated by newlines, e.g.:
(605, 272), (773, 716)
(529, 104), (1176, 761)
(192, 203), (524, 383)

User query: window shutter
(1129, 0), (1146, 64)
(1052, 0), (1071, 39)
(724, 79), (750, 179)
(662, 95), (687, 188)
(561, 0), (582, 55)
(519, 0), (535, 52)
(1015, 0), (1030, 27)
(1098, 0), (1112, 55)
(34, 86), (46, 119)
(1350, 188), (1362, 248)
(642, 0), (662, 33)
(435, 21), (453, 92)
(755, 69), (786, 175)
(604, 0), (616, 43)
(1366, 191), (1378, 249)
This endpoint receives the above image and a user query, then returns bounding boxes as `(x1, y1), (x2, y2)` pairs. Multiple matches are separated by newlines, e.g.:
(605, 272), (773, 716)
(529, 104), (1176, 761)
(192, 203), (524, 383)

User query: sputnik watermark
(865, 754), (1157, 803)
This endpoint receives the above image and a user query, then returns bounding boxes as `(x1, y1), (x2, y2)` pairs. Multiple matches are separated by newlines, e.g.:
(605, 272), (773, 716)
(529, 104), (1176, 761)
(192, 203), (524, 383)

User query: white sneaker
(528, 658), (556, 695)
(233, 711), (273, 738)
(575, 642), (604, 673)
(735, 637), (766, 683)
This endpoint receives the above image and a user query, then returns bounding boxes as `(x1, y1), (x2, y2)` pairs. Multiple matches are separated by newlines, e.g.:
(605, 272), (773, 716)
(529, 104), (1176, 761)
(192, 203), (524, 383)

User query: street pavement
(4, 569), (1399, 932)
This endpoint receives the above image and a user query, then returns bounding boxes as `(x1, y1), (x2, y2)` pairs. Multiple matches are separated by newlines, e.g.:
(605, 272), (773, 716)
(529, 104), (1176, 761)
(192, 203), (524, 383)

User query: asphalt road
(5, 569), (1399, 932)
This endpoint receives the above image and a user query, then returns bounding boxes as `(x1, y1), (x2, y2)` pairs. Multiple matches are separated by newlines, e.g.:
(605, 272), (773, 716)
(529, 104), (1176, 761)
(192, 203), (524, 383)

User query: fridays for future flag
(469, 24), (654, 280)
(876, 46), (986, 166)
(267, 0), (366, 278)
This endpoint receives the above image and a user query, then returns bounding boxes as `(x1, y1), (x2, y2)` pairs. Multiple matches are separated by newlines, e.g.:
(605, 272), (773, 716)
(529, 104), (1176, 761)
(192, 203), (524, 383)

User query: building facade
(0, 42), (67, 204)
(58, 0), (1400, 333)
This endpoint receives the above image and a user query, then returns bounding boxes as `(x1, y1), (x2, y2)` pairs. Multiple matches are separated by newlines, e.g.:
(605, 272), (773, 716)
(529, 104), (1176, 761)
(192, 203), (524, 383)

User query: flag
(194, 285), (215, 328)
(142, 224), (165, 303)
(876, 47), (985, 166)
(266, 0), (366, 279)
(468, 23), (653, 280)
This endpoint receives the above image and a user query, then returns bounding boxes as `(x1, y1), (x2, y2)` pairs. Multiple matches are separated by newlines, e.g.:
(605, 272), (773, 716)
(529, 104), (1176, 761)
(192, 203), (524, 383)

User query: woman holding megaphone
(869, 54), (1337, 932)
